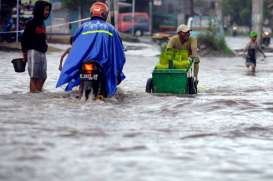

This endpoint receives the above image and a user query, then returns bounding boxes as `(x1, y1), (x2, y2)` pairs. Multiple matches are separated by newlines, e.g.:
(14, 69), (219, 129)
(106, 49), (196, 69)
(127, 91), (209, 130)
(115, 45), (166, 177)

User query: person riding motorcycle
(262, 26), (272, 47)
(56, 2), (126, 97)
(166, 24), (200, 85)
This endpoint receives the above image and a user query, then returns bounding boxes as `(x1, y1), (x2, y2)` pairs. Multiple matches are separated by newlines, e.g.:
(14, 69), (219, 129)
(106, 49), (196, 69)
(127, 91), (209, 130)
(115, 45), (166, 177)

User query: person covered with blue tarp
(56, 1), (126, 97)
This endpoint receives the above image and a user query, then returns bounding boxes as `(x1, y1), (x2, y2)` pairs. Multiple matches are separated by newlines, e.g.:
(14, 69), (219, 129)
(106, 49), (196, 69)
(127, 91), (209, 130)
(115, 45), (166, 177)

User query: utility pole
(252, 0), (264, 45)
(106, 0), (112, 23)
(214, 0), (224, 38)
(113, 0), (119, 29)
(149, 0), (153, 34)
(16, 0), (19, 43)
(131, 0), (135, 36)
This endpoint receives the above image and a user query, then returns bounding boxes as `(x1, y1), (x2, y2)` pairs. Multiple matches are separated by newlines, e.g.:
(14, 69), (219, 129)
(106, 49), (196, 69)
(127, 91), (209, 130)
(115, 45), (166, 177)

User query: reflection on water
(1, 49), (273, 181)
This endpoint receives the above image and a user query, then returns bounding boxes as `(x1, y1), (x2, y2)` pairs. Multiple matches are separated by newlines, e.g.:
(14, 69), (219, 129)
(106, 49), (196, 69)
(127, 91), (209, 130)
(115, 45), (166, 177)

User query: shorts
(246, 58), (256, 67)
(27, 49), (47, 80)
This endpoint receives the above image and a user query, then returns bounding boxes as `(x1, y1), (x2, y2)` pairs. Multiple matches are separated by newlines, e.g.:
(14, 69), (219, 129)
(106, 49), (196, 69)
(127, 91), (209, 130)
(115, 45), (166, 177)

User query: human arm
(242, 42), (250, 58)
(58, 26), (82, 71)
(21, 21), (32, 61)
(59, 47), (71, 71)
(190, 37), (200, 63)
(256, 42), (266, 58)
(166, 36), (175, 49)
(190, 37), (198, 57)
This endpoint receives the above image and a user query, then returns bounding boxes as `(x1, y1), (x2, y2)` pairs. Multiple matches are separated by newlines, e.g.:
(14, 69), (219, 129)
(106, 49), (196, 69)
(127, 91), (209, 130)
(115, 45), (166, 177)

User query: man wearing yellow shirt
(167, 24), (200, 85)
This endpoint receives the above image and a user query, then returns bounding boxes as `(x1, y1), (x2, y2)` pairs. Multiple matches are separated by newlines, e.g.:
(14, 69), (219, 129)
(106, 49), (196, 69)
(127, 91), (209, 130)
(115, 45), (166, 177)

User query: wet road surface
(1, 38), (273, 181)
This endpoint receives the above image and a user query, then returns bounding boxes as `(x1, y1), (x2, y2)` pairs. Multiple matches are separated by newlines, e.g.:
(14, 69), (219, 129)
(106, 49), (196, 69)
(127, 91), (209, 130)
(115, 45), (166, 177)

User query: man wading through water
(167, 24), (200, 89)
(21, 0), (52, 93)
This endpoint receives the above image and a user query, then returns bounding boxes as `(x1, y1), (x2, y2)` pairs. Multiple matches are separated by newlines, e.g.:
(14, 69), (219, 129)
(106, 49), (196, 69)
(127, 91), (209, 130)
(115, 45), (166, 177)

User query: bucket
(11, 58), (26, 73)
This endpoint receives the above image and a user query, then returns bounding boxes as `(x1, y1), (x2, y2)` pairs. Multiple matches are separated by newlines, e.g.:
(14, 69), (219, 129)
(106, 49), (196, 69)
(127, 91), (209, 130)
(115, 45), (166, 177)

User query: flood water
(1, 38), (273, 181)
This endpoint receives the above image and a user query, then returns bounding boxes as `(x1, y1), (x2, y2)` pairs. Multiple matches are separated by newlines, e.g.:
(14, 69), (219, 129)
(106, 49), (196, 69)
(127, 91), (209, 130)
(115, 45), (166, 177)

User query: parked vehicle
(232, 25), (238, 36)
(118, 12), (149, 36)
(153, 14), (177, 32)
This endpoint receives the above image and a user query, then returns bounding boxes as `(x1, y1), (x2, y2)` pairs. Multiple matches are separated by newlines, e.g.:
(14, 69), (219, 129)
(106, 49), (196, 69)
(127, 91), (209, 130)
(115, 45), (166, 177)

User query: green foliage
(198, 33), (234, 55)
(223, 0), (273, 26)
(264, 0), (273, 22)
(222, 0), (251, 26)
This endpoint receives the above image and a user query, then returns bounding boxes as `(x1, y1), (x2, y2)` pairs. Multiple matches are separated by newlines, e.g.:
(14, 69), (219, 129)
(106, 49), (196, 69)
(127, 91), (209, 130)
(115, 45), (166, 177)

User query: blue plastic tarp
(56, 18), (126, 97)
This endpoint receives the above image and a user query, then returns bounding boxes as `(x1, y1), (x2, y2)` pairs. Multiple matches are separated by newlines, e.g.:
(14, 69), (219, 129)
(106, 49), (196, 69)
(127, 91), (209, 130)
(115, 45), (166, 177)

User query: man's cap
(177, 24), (191, 33)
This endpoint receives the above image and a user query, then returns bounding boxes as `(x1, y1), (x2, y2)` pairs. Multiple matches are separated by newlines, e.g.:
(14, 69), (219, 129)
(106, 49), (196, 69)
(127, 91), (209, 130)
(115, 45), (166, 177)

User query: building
(153, 0), (192, 32)
(1, 0), (220, 36)
(116, 0), (193, 32)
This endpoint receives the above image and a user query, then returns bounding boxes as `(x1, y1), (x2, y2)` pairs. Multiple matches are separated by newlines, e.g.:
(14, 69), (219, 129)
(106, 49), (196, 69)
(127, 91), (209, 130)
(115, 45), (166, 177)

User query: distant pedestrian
(21, 0), (52, 93)
(243, 31), (266, 74)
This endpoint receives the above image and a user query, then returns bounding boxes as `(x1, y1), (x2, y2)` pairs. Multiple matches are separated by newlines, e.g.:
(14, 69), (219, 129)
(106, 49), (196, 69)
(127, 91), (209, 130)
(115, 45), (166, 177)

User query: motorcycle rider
(56, 2), (126, 97)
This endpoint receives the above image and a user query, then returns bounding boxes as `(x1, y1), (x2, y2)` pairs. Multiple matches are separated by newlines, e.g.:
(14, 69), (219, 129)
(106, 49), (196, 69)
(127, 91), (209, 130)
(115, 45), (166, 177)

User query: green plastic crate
(152, 68), (189, 94)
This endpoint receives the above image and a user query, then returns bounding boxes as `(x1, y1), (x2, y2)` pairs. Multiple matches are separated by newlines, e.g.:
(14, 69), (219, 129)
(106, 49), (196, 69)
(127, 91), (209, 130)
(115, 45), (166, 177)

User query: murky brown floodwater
(1, 39), (273, 181)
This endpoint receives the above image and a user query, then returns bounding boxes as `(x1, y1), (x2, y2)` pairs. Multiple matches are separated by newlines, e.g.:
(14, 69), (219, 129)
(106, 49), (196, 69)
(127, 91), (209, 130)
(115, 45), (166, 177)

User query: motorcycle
(80, 61), (106, 100)
(232, 26), (238, 37)
(262, 28), (271, 47)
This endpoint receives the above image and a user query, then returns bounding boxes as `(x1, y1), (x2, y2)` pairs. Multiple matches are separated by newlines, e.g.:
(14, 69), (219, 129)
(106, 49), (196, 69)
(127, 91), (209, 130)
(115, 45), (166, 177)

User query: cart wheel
(145, 78), (153, 93)
(188, 77), (197, 94)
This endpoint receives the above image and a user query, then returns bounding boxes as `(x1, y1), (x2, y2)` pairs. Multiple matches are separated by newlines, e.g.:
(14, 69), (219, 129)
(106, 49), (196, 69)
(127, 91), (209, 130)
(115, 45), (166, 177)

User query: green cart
(145, 49), (197, 94)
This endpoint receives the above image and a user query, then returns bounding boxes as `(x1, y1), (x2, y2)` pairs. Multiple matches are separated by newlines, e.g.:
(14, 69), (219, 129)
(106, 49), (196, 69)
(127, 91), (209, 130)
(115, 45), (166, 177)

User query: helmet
(90, 2), (109, 20)
(250, 31), (257, 38)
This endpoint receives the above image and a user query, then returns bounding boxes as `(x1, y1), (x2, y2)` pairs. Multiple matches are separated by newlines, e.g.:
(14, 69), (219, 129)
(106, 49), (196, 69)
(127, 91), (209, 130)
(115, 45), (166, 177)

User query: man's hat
(177, 24), (191, 33)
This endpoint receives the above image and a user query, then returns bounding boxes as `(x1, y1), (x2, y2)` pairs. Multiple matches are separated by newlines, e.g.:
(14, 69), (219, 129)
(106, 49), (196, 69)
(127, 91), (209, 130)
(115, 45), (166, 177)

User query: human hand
(58, 63), (62, 71)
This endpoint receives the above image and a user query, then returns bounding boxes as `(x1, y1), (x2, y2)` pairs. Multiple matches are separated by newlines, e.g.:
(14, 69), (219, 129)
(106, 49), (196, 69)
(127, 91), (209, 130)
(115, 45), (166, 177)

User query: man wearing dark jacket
(21, 0), (51, 93)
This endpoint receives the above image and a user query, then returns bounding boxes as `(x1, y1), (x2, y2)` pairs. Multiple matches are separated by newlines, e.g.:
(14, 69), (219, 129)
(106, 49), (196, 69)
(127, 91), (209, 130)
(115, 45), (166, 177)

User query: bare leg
(251, 65), (256, 73)
(194, 62), (199, 80)
(30, 78), (45, 93)
(30, 78), (38, 93)
(36, 79), (46, 92)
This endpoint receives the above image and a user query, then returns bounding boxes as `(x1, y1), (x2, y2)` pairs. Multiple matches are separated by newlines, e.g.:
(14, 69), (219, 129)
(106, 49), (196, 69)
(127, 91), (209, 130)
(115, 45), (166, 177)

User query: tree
(222, 0), (251, 27)
(252, 0), (263, 44)
(214, 0), (224, 38)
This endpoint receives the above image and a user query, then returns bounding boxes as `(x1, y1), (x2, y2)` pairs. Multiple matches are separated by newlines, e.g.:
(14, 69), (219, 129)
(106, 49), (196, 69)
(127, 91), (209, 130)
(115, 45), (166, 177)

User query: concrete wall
(152, 0), (190, 31)
(48, 0), (91, 35)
